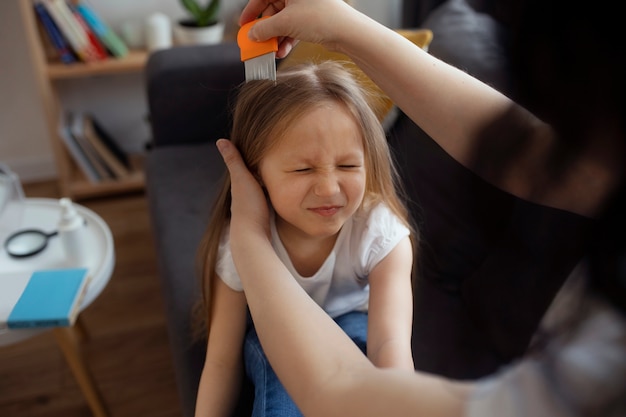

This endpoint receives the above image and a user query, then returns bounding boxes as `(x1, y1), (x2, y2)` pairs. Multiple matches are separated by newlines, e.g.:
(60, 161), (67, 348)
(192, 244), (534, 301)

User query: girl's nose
(314, 173), (340, 197)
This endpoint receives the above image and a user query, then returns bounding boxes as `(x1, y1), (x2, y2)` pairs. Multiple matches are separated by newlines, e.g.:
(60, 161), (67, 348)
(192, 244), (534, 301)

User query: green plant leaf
(180, 0), (220, 26)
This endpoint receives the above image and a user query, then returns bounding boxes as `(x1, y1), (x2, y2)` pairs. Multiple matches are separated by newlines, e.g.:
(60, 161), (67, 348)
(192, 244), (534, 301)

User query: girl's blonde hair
(193, 60), (416, 338)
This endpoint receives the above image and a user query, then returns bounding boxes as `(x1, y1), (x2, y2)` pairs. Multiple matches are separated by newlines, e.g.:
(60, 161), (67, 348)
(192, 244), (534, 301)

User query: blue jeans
(243, 311), (368, 417)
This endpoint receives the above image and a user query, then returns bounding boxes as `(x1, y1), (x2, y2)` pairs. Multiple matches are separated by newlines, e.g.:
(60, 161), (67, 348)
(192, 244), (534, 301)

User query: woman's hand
(216, 139), (270, 241)
(239, 0), (357, 58)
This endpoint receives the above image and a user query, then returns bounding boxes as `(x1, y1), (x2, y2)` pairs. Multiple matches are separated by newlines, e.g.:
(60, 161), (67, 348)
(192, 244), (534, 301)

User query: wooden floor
(0, 181), (183, 417)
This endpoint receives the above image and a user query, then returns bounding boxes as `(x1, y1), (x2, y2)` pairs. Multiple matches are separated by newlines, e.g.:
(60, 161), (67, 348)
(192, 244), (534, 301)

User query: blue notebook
(4, 268), (90, 329)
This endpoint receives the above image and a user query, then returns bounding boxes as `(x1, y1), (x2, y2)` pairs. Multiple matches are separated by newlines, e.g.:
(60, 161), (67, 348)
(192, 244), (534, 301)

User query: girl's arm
(216, 139), (472, 417)
(194, 278), (248, 417)
(367, 236), (414, 370)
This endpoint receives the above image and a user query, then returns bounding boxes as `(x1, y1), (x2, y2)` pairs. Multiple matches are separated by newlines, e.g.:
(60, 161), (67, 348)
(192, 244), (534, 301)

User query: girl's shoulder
(353, 201), (405, 233)
(348, 202), (410, 272)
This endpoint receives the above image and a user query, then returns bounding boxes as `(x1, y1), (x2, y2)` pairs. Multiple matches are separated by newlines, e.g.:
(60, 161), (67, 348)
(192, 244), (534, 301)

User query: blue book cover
(6, 268), (90, 329)
(75, 1), (128, 58)
(34, 1), (76, 64)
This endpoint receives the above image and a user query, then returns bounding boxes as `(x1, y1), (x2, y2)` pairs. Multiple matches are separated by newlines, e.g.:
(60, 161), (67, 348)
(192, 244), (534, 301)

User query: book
(81, 113), (131, 178)
(42, 0), (98, 62)
(58, 112), (101, 182)
(75, 0), (129, 58)
(0, 268), (91, 329)
(35, 6), (62, 61)
(68, 3), (109, 60)
(69, 113), (115, 180)
(33, 1), (76, 64)
(89, 115), (131, 170)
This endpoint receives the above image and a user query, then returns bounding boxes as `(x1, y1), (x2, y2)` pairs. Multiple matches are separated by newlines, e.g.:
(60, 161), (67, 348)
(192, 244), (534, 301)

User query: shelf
(69, 171), (145, 200)
(65, 153), (146, 199)
(19, 0), (149, 200)
(47, 50), (149, 80)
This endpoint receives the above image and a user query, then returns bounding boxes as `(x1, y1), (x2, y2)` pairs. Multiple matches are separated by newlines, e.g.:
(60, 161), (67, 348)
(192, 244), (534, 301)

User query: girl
(194, 61), (416, 417)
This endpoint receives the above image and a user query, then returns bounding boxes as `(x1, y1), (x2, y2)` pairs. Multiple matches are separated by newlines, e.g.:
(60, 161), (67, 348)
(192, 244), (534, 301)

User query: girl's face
(258, 101), (366, 245)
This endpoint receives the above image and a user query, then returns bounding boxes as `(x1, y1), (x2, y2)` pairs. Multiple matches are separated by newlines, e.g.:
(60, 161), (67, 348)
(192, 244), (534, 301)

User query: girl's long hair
(193, 60), (417, 338)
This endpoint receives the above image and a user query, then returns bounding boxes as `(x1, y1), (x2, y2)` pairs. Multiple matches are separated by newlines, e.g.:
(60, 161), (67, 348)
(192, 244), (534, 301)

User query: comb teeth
(244, 52), (277, 81)
(237, 17), (278, 82)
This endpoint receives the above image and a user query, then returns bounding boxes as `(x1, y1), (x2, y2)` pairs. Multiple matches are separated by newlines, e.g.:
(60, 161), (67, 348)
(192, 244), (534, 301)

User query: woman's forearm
(231, 232), (372, 413)
(328, 7), (616, 216)
(246, 1), (556, 204)
(233, 233), (469, 417)
(327, 7), (517, 168)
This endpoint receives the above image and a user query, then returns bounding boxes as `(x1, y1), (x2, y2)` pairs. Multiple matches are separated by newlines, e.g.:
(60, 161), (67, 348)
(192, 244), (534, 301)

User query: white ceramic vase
(175, 21), (225, 45)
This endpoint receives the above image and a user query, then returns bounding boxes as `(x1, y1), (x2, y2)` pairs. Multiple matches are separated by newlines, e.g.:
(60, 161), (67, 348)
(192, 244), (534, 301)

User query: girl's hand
(216, 139), (271, 240)
(239, 0), (355, 58)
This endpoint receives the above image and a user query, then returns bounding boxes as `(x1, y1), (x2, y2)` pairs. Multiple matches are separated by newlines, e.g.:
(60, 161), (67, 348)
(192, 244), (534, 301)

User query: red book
(69, 4), (108, 60)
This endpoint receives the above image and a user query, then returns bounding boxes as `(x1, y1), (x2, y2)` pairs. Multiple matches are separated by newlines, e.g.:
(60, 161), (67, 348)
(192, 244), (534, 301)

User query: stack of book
(58, 112), (134, 183)
(34, 0), (129, 65)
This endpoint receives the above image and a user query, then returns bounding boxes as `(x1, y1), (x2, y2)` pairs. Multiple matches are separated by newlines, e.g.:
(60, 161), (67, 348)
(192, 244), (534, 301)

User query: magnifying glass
(3, 228), (59, 258)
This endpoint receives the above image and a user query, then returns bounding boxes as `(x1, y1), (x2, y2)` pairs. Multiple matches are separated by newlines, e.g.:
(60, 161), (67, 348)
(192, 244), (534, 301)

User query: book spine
(90, 116), (131, 169)
(82, 114), (130, 178)
(33, 2), (76, 64)
(68, 3), (109, 60)
(75, 1), (128, 58)
(58, 113), (101, 182)
(70, 112), (115, 180)
(43, 0), (95, 62)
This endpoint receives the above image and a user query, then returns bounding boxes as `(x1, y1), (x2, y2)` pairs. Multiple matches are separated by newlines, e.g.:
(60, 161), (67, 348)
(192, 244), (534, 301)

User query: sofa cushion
(146, 43), (244, 147)
(145, 143), (223, 417)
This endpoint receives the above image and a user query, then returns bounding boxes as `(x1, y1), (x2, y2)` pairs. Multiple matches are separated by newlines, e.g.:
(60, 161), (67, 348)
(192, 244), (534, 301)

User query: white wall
(0, 0), (401, 183)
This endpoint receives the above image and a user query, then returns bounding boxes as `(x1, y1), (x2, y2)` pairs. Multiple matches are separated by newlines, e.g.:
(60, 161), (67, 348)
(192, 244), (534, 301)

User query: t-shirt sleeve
(356, 203), (411, 275)
(215, 225), (244, 292)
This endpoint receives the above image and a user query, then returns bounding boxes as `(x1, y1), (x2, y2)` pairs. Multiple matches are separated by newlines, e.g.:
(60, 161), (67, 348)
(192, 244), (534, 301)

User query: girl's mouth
(309, 206), (341, 217)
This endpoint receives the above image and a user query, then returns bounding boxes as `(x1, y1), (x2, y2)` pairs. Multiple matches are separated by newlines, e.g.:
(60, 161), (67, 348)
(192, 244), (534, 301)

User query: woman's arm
(194, 278), (248, 417)
(242, 0), (516, 170)
(240, 0), (617, 217)
(367, 236), (414, 370)
(216, 139), (472, 417)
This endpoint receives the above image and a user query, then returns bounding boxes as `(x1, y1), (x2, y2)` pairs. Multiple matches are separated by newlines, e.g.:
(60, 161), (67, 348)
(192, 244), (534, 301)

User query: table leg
(74, 315), (91, 343)
(53, 326), (109, 417)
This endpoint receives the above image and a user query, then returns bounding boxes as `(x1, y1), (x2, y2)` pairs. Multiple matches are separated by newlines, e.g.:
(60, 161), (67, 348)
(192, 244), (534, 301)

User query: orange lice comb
(237, 17), (278, 81)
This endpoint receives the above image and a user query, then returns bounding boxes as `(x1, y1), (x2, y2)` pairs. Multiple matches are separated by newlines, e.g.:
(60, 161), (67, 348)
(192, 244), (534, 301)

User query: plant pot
(175, 19), (225, 45)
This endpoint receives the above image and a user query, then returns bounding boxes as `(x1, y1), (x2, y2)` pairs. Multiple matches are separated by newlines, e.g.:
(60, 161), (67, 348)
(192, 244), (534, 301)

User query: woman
(217, 0), (626, 415)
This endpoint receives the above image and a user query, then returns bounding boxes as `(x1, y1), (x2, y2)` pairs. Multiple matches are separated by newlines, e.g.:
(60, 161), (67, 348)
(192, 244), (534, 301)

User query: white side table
(0, 198), (114, 417)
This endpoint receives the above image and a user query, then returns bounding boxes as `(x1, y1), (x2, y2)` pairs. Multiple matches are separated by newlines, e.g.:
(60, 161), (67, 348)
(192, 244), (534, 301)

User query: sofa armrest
(146, 42), (244, 148)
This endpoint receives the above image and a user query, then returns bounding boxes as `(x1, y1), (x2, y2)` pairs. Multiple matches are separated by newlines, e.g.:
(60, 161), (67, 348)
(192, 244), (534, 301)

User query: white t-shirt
(216, 202), (410, 318)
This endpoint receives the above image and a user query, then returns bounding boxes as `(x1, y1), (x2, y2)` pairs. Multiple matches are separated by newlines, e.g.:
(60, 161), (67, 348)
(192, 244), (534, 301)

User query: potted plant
(175, 0), (224, 45)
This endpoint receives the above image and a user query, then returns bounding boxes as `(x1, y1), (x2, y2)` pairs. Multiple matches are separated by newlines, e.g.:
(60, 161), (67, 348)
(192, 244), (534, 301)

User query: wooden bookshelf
(47, 49), (148, 79)
(18, 0), (147, 199)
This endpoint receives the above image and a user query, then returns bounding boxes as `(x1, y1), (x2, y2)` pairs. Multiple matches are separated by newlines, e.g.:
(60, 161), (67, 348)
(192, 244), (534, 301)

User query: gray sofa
(144, 1), (590, 416)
